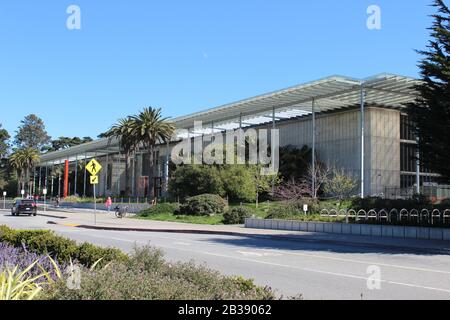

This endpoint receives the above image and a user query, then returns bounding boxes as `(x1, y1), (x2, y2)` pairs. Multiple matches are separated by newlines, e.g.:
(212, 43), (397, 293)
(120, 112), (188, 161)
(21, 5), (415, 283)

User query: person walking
(105, 196), (113, 213)
(55, 195), (60, 208)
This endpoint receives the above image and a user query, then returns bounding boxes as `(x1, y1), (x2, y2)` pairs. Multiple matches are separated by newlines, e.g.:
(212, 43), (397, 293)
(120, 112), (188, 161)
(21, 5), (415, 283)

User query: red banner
(63, 160), (69, 198)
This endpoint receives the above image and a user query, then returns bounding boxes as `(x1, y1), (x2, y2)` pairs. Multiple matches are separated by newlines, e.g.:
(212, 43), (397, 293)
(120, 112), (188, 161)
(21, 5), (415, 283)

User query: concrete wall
(245, 218), (450, 241)
(275, 107), (401, 196)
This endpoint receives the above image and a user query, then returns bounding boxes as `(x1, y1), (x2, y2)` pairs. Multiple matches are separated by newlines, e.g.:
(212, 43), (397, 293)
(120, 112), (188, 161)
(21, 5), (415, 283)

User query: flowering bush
(0, 242), (63, 283)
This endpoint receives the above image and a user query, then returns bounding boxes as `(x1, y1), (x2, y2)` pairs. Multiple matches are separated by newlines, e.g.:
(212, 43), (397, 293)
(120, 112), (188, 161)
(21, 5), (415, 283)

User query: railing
(320, 208), (450, 225)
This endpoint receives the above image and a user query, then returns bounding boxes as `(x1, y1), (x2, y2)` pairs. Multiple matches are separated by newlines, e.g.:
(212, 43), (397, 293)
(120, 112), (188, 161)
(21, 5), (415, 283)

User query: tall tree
(279, 145), (312, 182)
(130, 107), (175, 200)
(14, 114), (51, 151)
(44, 136), (93, 152)
(9, 148), (40, 195)
(0, 124), (10, 159)
(407, 0), (450, 182)
(101, 118), (137, 196)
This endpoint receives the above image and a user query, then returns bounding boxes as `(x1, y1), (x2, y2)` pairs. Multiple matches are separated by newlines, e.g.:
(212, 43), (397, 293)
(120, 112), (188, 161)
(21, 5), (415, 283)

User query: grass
(134, 201), (274, 225)
(135, 213), (226, 225)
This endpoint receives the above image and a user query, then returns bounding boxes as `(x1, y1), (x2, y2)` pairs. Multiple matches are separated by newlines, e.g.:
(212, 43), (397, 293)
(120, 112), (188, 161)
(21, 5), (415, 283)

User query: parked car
(11, 199), (37, 216)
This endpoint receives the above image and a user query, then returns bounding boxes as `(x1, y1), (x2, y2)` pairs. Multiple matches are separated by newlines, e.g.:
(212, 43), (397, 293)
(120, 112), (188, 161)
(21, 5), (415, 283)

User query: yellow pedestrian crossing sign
(86, 159), (102, 175)
(90, 175), (99, 185)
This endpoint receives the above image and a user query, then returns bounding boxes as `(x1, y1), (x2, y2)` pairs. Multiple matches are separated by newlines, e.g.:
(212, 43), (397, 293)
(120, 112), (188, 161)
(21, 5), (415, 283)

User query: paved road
(1, 211), (450, 300)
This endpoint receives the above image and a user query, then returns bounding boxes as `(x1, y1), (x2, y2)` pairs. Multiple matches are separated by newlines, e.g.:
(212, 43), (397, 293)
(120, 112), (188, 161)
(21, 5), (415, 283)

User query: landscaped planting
(0, 242), (63, 282)
(178, 194), (228, 216)
(223, 207), (253, 225)
(42, 246), (276, 300)
(0, 226), (278, 300)
(0, 225), (127, 266)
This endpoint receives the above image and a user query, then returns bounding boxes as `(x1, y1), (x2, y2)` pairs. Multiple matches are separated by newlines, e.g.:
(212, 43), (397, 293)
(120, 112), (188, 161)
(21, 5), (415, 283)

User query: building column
(105, 152), (109, 196)
(416, 136), (421, 195)
(116, 147), (121, 196)
(38, 167), (42, 195)
(312, 98), (316, 198)
(271, 107), (276, 194)
(360, 84), (366, 199)
(63, 159), (69, 198)
(45, 165), (48, 190)
(83, 153), (87, 197)
(74, 155), (78, 196)
(164, 141), (170, 196)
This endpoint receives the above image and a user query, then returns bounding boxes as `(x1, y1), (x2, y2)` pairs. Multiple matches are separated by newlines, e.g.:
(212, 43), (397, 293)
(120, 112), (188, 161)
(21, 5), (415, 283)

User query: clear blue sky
(0, 0), (439, 140)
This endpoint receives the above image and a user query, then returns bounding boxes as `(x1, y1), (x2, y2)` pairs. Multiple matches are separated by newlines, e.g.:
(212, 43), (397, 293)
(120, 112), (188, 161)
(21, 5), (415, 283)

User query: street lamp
(2, 191), (6, 210)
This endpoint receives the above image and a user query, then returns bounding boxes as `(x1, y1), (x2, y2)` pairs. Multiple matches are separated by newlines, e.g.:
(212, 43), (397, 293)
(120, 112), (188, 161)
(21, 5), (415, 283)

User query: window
(400, 114), (416, 141)
(107, 164), (113, 190)
(400, 143), (417, 172)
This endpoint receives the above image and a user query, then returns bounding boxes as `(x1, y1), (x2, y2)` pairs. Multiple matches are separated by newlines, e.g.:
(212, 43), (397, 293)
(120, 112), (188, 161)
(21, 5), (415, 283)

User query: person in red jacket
(105, 197), (113, 213)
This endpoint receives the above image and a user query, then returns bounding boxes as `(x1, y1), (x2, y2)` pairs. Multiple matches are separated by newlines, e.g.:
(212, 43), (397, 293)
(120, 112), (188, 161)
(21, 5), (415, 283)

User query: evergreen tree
(407, 0), (450, 182)
(14, 114), (51, 151)
(0, 124), (10, 159)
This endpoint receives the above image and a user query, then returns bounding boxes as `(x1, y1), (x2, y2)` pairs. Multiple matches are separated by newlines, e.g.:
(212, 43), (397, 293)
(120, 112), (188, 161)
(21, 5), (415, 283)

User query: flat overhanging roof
(172, 73), (419, 132)
(38, 73), (419, 166)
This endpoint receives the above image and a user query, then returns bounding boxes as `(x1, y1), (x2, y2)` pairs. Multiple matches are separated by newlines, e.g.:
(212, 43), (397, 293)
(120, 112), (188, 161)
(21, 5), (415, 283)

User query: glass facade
(399, 114), (437, 190)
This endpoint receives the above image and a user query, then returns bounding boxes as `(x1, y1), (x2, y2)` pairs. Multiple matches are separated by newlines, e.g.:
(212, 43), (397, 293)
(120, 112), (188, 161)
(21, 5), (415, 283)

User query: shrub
(220, 166), (256, 202)
(42, 246), (276, 300)
(0, 242), (63, 282)
(265, 202), (301, 220)
(169, 165), (225, 199)
(223, 207), (252, 225)
(178, 194), (228, 216)
(138, 203), (180, 217)
(0, 226), (127, 267)
(350, 197), (431, 211)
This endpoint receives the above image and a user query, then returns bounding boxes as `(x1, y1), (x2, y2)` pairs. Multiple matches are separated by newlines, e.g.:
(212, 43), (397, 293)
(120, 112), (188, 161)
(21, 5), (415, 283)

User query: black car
(11, 199), (37, 216)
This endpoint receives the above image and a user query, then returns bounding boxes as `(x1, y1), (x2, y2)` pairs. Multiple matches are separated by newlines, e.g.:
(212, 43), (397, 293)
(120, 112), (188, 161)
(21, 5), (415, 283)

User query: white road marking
(68, 229), (450, 275)
(174, 241), (191, 246)
(81, 232), (450, 295)
(263, 249), (450, 275)
(237, 251), (283, 257)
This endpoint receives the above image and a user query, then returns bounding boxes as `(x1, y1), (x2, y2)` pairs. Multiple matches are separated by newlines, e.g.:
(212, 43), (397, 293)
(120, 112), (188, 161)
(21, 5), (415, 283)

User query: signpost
(303, 204), (308, 215)
(3, 191), (6, 210)
(86, 159), (102, 225)
(43, 188), (47, 213)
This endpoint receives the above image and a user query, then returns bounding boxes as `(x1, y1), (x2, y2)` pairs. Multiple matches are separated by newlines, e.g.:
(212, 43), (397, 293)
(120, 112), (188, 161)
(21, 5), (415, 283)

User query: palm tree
(101, 117), (137, 196)
(9, 148), (40, 196)
(9, 151), (25, 195)
(130, 107), (175, 200)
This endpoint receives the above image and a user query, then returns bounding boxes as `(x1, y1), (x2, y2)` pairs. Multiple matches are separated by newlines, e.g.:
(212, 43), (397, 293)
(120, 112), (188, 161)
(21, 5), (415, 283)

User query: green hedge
(178, 194), (228, 216)
(349, 197), (450, 211)
(223, 207), (253, 225)
(0, 225), (128, 267)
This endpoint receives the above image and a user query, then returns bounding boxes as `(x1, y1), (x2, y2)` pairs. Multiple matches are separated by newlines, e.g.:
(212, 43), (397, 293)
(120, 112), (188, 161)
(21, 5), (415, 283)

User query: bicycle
(114, 205), (128, 219)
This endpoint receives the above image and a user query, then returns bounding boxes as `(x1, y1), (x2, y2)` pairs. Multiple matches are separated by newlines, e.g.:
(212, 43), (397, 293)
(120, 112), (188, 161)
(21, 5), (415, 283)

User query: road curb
(38, 213), (68, 219)
(46, 221), (450, 255)
(46, 221), (248, 236)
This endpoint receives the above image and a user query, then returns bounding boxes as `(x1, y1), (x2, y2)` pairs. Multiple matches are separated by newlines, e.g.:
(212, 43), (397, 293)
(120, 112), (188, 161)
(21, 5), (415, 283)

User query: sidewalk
(38, 208), (450, 254)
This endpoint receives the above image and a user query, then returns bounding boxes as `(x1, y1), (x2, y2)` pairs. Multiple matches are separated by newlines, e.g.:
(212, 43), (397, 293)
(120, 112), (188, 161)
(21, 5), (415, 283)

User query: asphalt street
(1, 211), (450, 300)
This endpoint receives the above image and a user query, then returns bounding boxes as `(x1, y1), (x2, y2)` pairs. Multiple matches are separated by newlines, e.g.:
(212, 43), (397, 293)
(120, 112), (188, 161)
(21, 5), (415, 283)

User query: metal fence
(320, 208), (450, 225)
